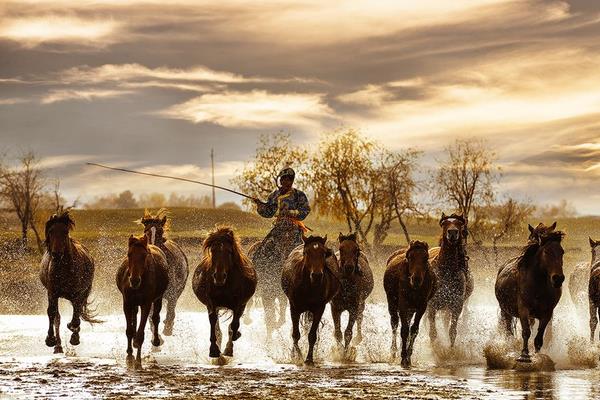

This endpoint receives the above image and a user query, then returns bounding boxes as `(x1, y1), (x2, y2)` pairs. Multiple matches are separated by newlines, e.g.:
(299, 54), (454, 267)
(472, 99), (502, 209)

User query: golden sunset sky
(1, 0), (599, 213)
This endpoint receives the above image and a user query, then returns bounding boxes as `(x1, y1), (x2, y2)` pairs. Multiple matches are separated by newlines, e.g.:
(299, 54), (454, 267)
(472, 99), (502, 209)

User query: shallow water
(0, 296), (598, 399)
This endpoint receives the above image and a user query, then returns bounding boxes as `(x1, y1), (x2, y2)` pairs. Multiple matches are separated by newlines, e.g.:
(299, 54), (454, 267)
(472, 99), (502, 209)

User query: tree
(115, 190), (138, 209)
(231, 132), (309, 207)
(138, 192), (167, 208)
(0, 151), (45, 251)
(434, 138), (499, 239)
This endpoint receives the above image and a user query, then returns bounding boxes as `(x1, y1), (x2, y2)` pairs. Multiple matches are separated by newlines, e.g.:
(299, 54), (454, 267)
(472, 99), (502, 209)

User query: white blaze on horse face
(150, 226), (156, 245)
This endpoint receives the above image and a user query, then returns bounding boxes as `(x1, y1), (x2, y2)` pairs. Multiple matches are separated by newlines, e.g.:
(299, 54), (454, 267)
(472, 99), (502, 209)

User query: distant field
(0, 207), (598, 315)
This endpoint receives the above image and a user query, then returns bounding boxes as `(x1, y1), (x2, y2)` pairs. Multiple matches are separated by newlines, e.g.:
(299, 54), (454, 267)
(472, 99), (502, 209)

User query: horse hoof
(223, 346), (233, 357)
(45, 336), (57, 347)
(209, 345), (221, 358)
(517, 354), (532, 363)
(70, 333), (80, 346)
(233, 331), (241, 341)
(401, 358), (410, 368)
(54, 346), (63, 354)
(152, 336), (163, 347)
(135, 360), (143, 370)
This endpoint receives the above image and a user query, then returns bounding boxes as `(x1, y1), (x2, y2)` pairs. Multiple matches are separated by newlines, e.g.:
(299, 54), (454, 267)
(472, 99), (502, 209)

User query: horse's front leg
(290, 306), (302, 360)
(517, 314), (532, 362)
(45, 294), (59, 349)
(163, 297), (176, 336)
(534, 316), (551, 353)
(344, 308), (357, 350)
(224, 306), (244, 357)
(208, 310), (221, 358)
(590, 301), (598, 342)
(399, 312), (410, 368)
(407, 307), (426, 365)
(388, 297), (399, 359)
(354, 300), (366, 345)
(449, 303), (462, 348)
(151, 298), (164, 347)
(305, 306), (325, 366)
(53, 311), (63, 354)
(68, 299), (82, 346)
(134, 303), (152, 368)
(331, 306), (343, 346)
(125, 303), (137, 367)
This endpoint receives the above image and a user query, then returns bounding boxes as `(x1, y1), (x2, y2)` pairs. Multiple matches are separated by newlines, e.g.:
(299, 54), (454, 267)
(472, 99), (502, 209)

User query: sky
(0, 0), (599, 214)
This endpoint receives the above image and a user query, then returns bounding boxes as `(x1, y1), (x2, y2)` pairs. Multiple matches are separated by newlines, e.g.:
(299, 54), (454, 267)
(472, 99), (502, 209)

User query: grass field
(0, 207), (598, 315)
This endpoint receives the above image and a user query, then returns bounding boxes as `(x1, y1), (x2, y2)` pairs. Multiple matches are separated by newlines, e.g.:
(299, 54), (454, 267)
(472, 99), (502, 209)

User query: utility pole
(211, 148), (216, 208)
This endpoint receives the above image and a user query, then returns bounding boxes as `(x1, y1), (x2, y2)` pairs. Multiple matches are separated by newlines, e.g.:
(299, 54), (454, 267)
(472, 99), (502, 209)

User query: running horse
(427, 213), (473, 347)
(116, 235), (169, 369)
(587, 238), (600, 342)
(137, 209), (188, 335)
(330, 233), (373, 351)
(495, 226), (565, 362)
(192, 227), (256, 358)
(40, 210), (101, 354)
(384, 240), (436, 367)
(282, 234), (340, 365)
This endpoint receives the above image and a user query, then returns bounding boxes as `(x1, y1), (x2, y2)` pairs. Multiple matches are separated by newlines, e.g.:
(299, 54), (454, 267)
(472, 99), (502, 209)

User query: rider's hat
(278, 167), (296, 180)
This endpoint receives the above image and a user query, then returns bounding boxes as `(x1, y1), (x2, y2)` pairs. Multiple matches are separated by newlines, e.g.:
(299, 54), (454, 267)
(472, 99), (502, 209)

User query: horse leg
(134, 303), (152, 369)
(291, 307), (302, 360)
(389, 304), (399, 360)
(400, 312), (411, 368)
(262, 294), (276, 339)
(354, 300), (366, 345)
(53, 311), (63, 354)
(449, 304), (462, 348)
(589, 302), (598, 342)
(331, 306), (343, 346)
(151, 298), (164, 347)
(534, 317), (551, 353)
(163, 297), (176, 336)
(125, 304), (137, 367)
(428, 307), (438, 344)
(224, 307), (243, 357)
(499, 309), (513, 337)
(517, 314), (532, 362)
(407, 308), (426, 366)
(45, 294), (59, 348)
(305, 306), (325, 366)
(208, 311), (221, 358)
(68, 300), (82, 346)
(344, 308), (357, 350)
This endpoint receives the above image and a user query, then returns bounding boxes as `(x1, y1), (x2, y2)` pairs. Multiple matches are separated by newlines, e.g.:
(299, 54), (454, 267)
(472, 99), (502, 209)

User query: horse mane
(201, 226), (253, 278)
(135, 208), (171, 231)
(516, 230), (565, 269)
(44, 210), (75, 247)
(407, 240), (429, 254)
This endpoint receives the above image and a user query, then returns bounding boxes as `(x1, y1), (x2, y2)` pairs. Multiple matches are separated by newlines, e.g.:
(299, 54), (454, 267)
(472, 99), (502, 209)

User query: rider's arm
(256, 191), (278, 218)
(293, 190), (310, 221)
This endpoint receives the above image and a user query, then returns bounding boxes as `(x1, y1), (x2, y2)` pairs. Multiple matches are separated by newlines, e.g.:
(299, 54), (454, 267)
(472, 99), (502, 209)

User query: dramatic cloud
(40, 89), (133, 104)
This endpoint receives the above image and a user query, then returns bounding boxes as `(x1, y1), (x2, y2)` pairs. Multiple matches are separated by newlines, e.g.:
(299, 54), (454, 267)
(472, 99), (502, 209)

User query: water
(0, 290), (598, 399)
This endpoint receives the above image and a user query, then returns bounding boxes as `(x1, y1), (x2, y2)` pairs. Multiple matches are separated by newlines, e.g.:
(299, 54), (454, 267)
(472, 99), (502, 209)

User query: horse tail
(81, 297), (104, 324)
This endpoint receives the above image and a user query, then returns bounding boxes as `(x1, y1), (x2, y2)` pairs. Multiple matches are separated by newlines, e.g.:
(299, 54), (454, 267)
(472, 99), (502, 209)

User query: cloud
(161, 90), (333, 128)
(0, 97), (29, 105)
(40, 89), (133, 104)
(0, 16), (119, 48)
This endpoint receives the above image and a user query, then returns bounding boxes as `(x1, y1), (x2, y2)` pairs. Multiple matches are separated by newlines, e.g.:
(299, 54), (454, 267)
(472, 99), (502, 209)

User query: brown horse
(587, 238), (600, 341)
(495, 228), (565, 362)
(40, 211), (101, 354)
(192, 227), (256, 358)
(116, 235), (169, 369)
(138, 209), (189, 336)
(384, 240), (436, 367)
(282, 234), (340, 365)
(427, 213), (473, 347)
(330, 233), (373, 350)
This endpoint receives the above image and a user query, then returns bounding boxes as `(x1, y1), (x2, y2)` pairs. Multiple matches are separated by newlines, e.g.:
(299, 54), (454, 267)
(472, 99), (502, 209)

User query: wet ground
(1, 300), (599, 399)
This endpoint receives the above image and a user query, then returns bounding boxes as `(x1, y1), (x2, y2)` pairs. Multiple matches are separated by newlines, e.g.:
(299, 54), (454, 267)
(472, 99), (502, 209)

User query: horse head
(537, 231), (565, 289)
(45, 211), (75, 259)
(203, 226), (247, 287)
(439, 212), (467, 246)
(589, 237), (600, 266)
(527, 221), (556, 244)
(338, 232), (360, 276)
(127, 234), (150, 290)
(302, 234), (333, 285)
(139, 208), (168, 245)
(406, 240), (430, 289)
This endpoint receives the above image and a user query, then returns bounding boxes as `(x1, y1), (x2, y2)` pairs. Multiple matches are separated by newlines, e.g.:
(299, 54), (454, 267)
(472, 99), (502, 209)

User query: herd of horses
(39, 209), (600, 369)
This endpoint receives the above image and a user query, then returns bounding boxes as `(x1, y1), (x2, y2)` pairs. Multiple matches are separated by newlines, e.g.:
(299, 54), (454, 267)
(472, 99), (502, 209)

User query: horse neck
(438, 240), (467, 273)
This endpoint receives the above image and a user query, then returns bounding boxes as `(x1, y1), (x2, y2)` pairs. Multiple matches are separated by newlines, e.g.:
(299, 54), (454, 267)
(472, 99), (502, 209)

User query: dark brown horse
(587, 238), (600, 341)
(495, 228), (565, 362)
(116, 235), (169, 369)
(282, 234), (340, 365)
(40, 211), (101, 354)
(138, 209), (189, 336)
(427, 213), (473, 347)
(330, 233), (373, 350)
(384, 240), (436, 367)
(192, 227), (256, 358)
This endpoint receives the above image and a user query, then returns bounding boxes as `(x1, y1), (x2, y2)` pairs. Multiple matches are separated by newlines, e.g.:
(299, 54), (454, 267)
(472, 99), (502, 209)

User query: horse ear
(338, 232), (343, 242)
(323, 234), (328, 243)
(129, 235), (135, 245)
(590, 237), (596, 248)
(528, 224), (535, 234)
(161, 216), (167, 226)
(549, 221), (557, 231)
(439, 212), (446, 226)
(141, 235), (148, 247)
(350, 232), (357, 241)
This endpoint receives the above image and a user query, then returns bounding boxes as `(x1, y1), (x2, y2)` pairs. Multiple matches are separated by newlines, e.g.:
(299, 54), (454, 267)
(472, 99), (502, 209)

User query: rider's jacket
(257, 188), (310, 222)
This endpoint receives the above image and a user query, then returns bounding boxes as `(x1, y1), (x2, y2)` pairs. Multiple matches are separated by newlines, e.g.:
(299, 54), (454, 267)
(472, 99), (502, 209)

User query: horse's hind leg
(151, 298), (164, 347)
(305, 306), (325, 366)
(224, 307), (244, 357)
(499, 309), (513, 337)
(589, 302), (598, 342)
(53, 311), (63, 354)
(68, 300), (82, 346)
(45, 295), (59, 348)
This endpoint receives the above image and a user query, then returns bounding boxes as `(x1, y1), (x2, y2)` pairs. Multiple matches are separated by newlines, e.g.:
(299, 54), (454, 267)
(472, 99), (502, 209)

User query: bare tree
(231, 132), (308, 207)
(0, 152), (45, 251)
(434, 138), (499, 239)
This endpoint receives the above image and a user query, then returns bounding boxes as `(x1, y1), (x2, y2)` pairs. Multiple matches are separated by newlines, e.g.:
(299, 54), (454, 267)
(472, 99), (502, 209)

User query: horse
(427, 213), (473, 347)
(116, 235), (169, 369)
(384, 240), (436, 367)
(495, 228), (565, 362)
(527, 222), (556, 243)
(587, 238), (600, 341)
(330, 233), (373, 351)
(40, 210), (101, 354)
(247, 222), (298, 338)
(192, 226), (256, 358)
(282, 234), (340, 365)
(138, 209), (189, 336)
